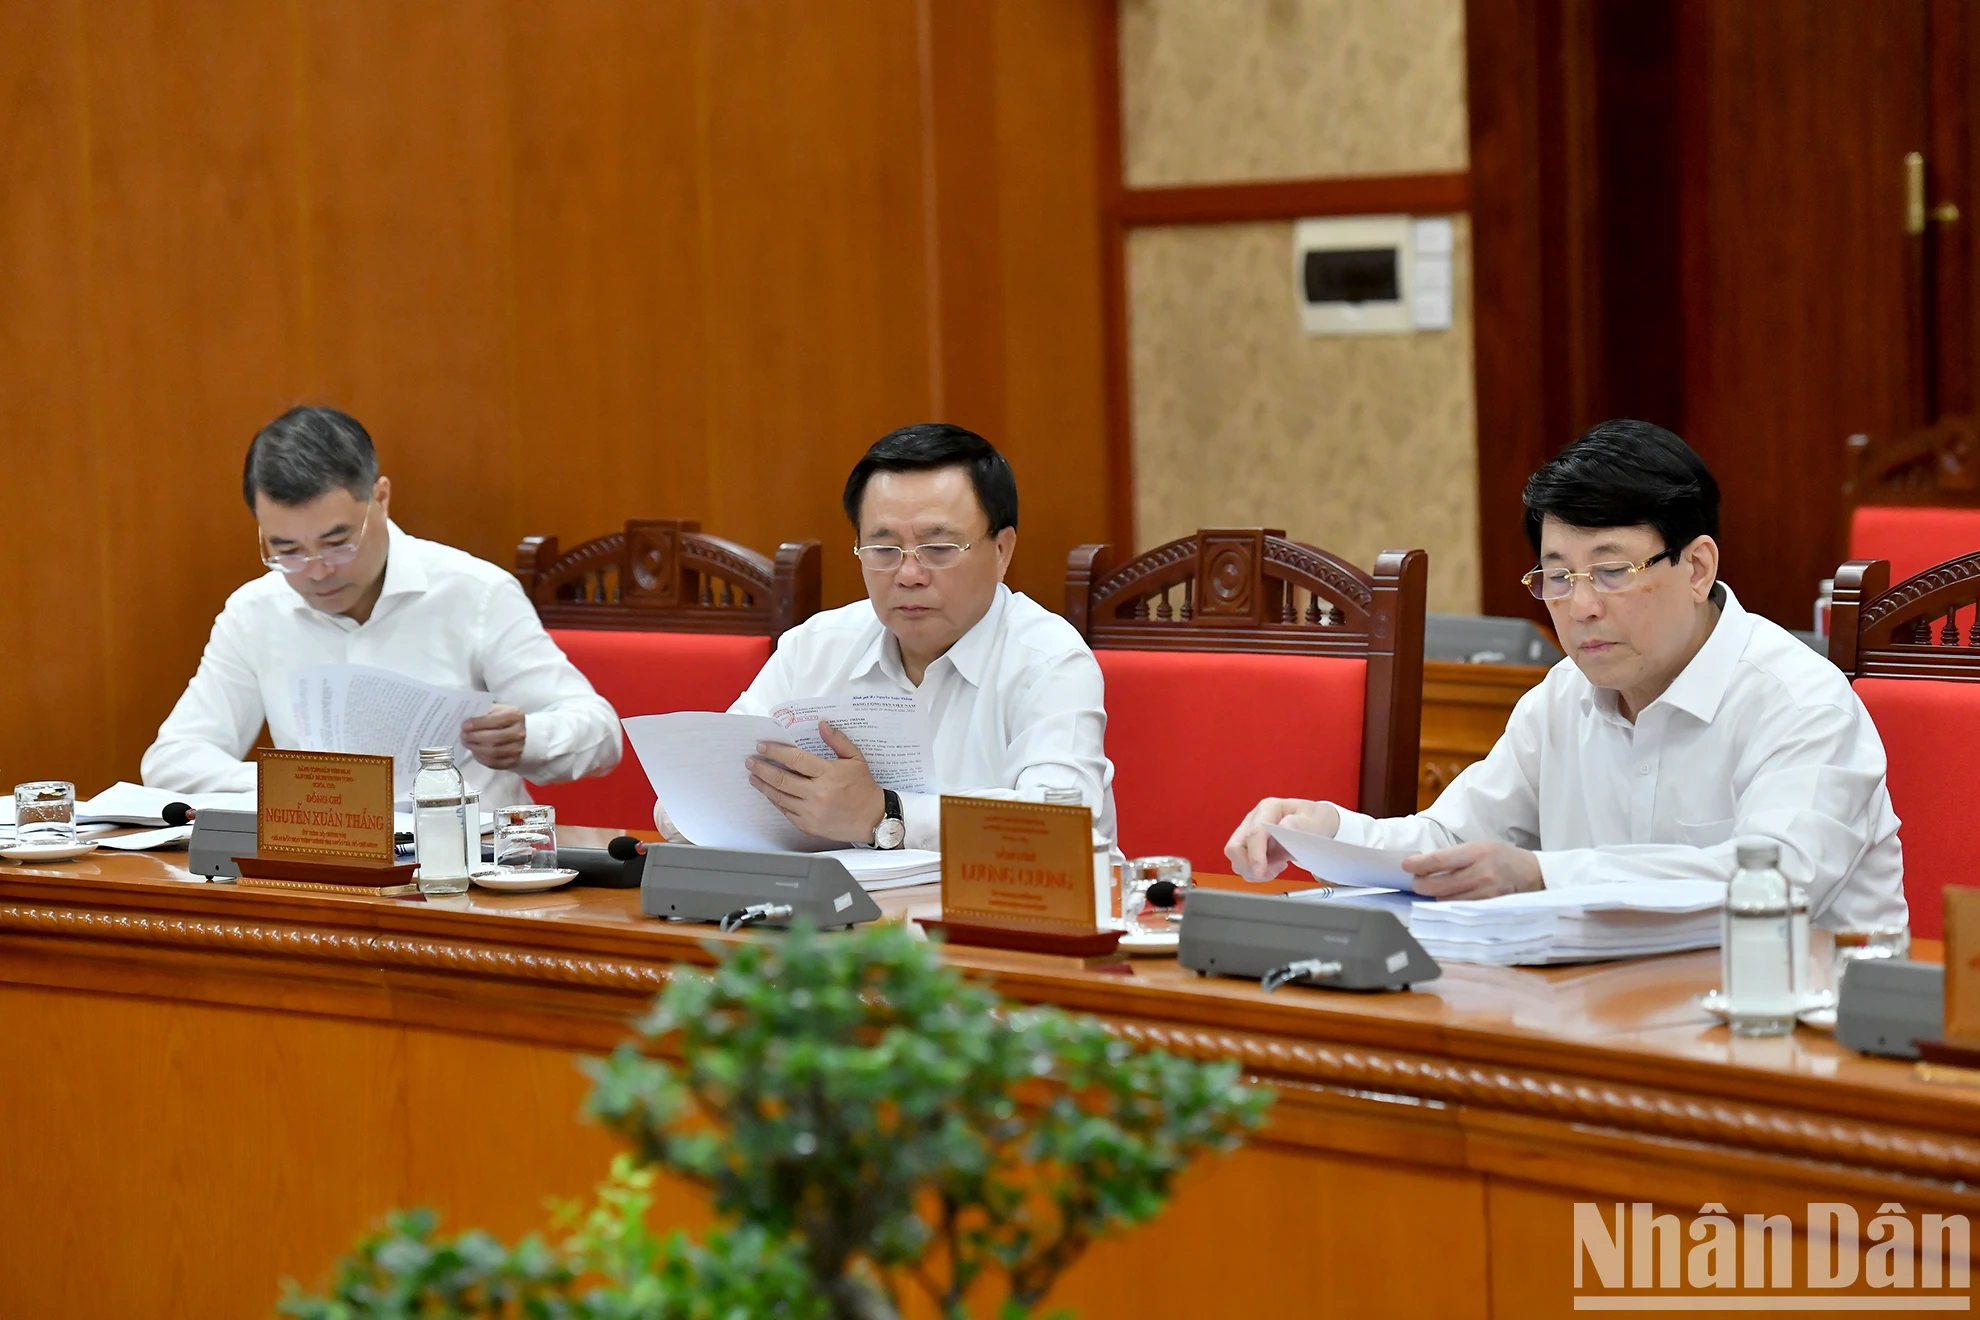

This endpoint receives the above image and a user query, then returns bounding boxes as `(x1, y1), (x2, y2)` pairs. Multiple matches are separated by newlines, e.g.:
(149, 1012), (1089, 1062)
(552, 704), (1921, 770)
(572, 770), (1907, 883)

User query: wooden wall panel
(697, 0), (935, 610)
(300, 0), (520, 558)
(969, 0), (1112, 607)
(504, 0), (712, 544)
(0, 0), (1111, 794)
(0, 0), (109, 791)
(83, 0), (307, 782)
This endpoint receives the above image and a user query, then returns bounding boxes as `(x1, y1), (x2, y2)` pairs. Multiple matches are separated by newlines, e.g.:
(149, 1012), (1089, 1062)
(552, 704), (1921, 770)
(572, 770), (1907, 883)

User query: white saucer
(0, 841), (100, 863)
(1695, 987), (1837, 1029)
(469, 866), (579, 893)
(1118, 928), (1180, 956)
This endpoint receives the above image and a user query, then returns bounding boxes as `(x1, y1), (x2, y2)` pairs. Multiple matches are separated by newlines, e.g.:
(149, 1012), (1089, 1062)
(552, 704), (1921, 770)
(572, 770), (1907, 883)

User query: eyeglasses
(1521, 547), (1679, 600)
(260, 503), (373, 575)
(852, 541), (975, 572)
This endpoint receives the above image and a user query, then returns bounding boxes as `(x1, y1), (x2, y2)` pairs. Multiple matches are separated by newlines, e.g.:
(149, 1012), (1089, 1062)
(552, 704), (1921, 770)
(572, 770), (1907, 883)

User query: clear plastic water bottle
(412, 746), (477, 896)
(1721, 840), (1799, 1036)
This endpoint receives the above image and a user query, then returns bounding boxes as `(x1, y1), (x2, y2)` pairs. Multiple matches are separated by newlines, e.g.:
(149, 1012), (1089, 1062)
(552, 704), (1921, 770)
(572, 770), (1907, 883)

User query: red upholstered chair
(1066, 529), (1428, 876)
(1842, 418), (1980, 585)
(513, 520), (821, 827)
(1830, 552), (1980, 939)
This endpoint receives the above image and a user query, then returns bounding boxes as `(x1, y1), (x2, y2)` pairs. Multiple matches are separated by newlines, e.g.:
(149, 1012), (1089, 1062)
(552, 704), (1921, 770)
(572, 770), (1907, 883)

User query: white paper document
(1265, 824), (1424, 892)
(289, 664), (495, 793)
(96, 825), (195, 851)
(1323, 878), (1725, 966)
(74, 782), (258, 826)
(623, 694), (936, 854)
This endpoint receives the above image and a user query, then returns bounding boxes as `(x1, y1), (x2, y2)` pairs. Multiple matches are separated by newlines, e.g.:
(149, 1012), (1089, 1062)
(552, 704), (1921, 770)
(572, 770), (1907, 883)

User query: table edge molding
(0, 902), (674, 993)
(1113, 1018), (1980, 1187)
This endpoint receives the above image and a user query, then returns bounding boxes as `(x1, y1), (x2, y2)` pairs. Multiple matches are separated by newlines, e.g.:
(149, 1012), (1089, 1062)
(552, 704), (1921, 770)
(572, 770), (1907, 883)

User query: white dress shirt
(707, 583), (1117, 851)
(1334, 585), (1908, 930)
(142, 521), (622, 805)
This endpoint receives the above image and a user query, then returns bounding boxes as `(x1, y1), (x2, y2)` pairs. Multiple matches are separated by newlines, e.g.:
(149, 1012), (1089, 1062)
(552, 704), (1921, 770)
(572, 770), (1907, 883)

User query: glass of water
(492, 804), (557, 871)
(14, 781), (76, 846)
(1832, 926), (1911, 992)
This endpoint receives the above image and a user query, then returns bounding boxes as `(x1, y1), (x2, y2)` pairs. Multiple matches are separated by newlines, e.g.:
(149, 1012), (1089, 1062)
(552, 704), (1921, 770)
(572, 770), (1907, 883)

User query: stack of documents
(1266, 824), (1722, 965)
(1395, 882), (1724, 965)
(821, 849), (942, 891)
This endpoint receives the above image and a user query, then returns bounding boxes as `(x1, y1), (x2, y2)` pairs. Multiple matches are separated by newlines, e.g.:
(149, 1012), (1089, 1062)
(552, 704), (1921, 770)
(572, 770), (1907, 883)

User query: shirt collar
(1581, 582), (1755, 725)
(847, 583), (1011, 688)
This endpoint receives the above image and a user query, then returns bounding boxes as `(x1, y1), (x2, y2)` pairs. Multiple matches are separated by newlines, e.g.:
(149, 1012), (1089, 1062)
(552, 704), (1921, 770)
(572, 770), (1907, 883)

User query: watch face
(873, 816), (906, 849)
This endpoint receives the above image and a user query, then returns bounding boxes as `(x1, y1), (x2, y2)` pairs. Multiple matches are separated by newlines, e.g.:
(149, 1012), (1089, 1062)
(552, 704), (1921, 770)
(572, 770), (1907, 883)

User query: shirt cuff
(899, 792), (940, 852)
(1330, 808), (1375, 847)
(1534, 848), (1598, 889)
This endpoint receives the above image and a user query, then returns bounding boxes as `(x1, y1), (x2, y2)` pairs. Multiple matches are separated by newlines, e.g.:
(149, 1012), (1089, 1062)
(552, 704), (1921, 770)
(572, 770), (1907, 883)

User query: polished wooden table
(1, 832), (1972, 1318)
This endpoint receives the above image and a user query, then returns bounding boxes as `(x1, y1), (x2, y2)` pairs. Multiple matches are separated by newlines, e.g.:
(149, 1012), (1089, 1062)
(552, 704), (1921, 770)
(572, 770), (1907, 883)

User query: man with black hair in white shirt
(655, 422), (1116, 853)
(142, 405), (621, 805)
(1227, 418), (1907, 931)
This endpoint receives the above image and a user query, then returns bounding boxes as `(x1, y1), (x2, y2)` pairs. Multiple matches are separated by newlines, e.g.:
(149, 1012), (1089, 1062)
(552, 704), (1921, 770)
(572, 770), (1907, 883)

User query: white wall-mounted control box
(1294, 215), (1454, 336)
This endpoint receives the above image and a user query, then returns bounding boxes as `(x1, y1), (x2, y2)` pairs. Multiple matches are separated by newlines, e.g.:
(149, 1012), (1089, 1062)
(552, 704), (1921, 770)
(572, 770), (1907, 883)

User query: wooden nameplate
(233, 855), (421, 899)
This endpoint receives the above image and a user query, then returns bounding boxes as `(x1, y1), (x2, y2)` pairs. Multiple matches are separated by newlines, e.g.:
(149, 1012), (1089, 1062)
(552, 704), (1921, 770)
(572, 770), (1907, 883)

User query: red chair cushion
(1853, 676), (1980, 939)
(528, 629), (773, 829)
(1848, 506), (1980, 586)
(1097, 649), (1366, 877)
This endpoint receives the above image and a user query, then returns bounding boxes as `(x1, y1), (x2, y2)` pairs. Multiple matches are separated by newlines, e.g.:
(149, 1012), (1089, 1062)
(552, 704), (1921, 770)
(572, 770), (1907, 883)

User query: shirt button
(1637, 764), (1652, 776)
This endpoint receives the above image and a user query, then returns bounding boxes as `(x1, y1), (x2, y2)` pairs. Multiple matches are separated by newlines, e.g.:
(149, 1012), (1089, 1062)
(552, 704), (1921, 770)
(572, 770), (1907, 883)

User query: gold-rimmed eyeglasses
(259, 502), (374, 575)
(1521, 547), (1679, 600)
(852, 541), (975, 572)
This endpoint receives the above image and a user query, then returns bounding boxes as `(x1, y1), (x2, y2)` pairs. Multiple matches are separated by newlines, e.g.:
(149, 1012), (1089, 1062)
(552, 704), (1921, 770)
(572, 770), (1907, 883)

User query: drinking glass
(14, 781), (76, 846)
(1831, 926), (1911, 993)
(492, 804), (557, 871)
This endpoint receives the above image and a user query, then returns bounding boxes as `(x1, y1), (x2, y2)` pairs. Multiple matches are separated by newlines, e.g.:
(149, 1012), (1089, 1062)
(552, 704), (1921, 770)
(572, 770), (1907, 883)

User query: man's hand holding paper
(461, 704), (528, 770)
(747, 719), (888, 842)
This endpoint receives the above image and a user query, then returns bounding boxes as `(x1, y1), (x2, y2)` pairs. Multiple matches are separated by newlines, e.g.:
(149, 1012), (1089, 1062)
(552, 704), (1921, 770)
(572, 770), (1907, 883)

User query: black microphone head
(1146, 879), (1183, 908)
(607, 835), (642, 862)
(162, 802), (195, 827)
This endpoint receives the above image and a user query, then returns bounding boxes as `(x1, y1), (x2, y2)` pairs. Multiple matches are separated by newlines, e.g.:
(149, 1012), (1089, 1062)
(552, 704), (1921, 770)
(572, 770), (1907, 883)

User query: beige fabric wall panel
(1119, 0), (1469, 187)
(1128, 219), (1481, 613)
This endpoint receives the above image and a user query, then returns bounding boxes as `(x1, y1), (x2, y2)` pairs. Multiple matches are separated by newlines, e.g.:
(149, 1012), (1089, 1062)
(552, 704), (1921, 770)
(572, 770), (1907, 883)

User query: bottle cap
(417, 746), (454, 766)
(1735, 840), (1780, 870)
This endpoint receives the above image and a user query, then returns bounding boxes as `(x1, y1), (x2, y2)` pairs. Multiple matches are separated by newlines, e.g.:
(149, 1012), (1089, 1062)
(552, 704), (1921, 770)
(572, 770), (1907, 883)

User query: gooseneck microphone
(162, 802), (196, 828)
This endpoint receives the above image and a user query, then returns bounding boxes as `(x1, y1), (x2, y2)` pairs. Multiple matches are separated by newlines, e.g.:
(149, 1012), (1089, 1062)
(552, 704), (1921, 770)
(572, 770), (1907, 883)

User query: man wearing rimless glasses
(141, 405), (621, 804)
(1226, 419), (1906, 931)
(653, 423), (1116, 851)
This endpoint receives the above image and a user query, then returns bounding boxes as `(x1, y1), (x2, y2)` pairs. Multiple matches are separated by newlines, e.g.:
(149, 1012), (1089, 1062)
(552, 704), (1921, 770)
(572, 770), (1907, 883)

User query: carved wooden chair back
(1066, 529), (1429, 871)
(513, 520), (821, 829)
(515, 519), (821, 638)
(1842, 419), (1980, 584)
(1831, 553), (1980, 938)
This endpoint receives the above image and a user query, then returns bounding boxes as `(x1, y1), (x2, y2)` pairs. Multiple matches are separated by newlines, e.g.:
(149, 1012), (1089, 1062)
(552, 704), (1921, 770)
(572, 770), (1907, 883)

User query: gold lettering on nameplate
(940, 795), (1094, 934)
(256, 749), (396, 862)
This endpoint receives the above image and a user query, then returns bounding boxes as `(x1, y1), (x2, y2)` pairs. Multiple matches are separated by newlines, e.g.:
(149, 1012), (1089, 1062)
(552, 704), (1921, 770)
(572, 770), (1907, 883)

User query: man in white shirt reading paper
(654, 423), (1116, 853)
(142, 405), (621, 806)
(1226, 419), (1907, 931)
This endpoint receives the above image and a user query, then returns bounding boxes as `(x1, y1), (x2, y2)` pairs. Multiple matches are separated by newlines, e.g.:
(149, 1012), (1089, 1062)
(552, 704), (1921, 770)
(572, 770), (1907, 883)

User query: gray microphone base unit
(1178, 889), (1440, 992)
(186, 809), (260, 882)
(1835, 959), (1944, 1060)
(638, 844), (883, 930)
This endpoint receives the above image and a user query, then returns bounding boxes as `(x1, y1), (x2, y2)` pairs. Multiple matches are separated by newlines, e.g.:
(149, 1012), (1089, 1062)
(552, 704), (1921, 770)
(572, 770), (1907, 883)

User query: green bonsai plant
(281, 920), (1270, 1320)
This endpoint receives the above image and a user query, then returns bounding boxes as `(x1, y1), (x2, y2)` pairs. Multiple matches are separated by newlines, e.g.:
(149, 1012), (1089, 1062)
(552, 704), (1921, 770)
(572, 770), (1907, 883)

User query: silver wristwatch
(871, 789), (906, 850)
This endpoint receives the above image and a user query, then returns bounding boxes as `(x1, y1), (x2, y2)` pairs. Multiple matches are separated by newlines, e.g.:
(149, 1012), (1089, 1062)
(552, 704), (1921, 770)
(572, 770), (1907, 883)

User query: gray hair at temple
(242, 405), (380, 509)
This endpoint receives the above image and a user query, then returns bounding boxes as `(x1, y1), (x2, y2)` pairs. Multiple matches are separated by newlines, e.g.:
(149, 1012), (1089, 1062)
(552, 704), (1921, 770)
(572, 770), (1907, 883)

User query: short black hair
(1522, 418), (1719, 558)
(242, 405), (379, 509)
(841, 423), (1018, 535)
